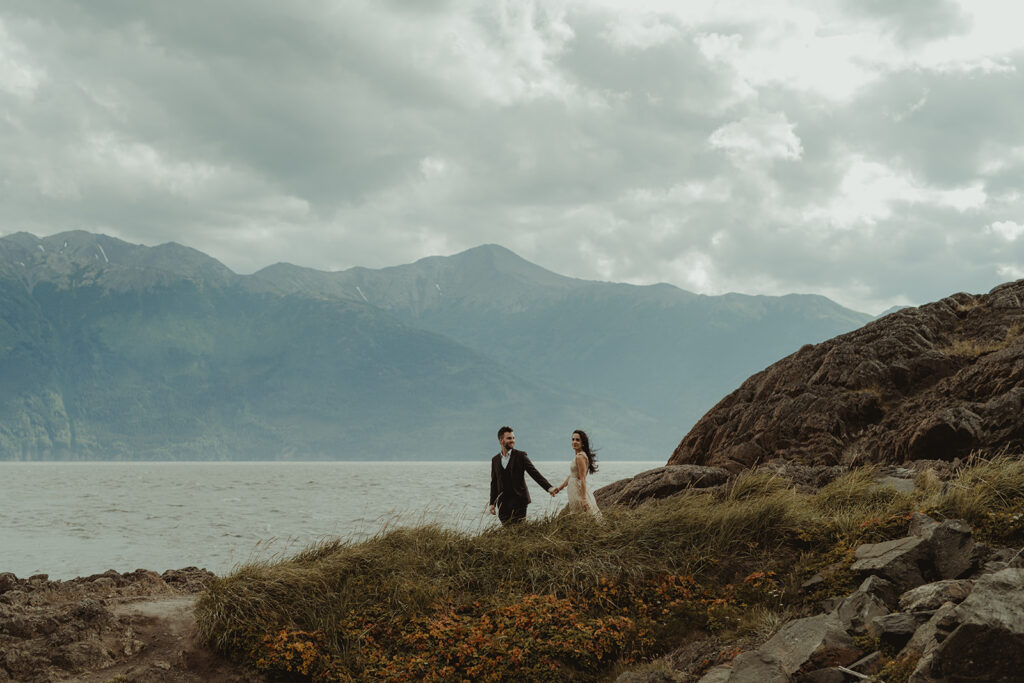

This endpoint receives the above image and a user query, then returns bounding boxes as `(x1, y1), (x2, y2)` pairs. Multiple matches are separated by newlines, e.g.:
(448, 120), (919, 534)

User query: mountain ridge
(0, 230), (873, 460)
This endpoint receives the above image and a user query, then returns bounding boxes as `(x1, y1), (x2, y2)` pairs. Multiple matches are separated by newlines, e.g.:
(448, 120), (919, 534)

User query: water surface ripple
(0, 460), (660, 579)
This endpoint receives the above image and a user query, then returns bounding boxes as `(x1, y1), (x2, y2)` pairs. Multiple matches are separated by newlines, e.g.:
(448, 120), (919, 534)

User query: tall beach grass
(195, 456), (1024, 681)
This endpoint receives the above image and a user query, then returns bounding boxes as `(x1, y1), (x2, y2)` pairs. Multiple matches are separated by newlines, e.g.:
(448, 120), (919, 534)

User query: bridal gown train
(566, 457), (602, 519)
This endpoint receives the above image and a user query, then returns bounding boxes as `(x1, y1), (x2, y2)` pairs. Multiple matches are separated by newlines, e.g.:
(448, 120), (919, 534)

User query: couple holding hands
(488, 426), (601, 525)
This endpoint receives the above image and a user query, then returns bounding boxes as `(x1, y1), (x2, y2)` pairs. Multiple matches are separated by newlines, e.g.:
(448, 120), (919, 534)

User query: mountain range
(0, 231), (873, 460)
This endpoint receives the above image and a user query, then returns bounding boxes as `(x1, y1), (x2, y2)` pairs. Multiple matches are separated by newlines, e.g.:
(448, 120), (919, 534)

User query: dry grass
(194, 455), (1024, 680)
(941, 320), (1024, 359)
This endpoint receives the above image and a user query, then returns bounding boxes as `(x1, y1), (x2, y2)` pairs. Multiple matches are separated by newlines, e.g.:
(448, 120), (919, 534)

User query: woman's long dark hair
(573, 430), (598, 474)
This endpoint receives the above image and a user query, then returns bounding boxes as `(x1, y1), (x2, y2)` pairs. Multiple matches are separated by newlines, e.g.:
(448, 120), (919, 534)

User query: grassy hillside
(195, 456), (1024, 682)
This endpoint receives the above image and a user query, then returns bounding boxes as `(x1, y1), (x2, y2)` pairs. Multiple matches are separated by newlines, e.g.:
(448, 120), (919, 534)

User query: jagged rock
(0, 573), (18, 594)
(908, 512), (939, 538)
(670, 282), (1024, 469)
(69, 599), (110, 622)
(929, 520), (975, 579)
(0, 614), (36, 638)
(759, 613), (860, 676)
(696, 651), (790, 682)
(594, 465), (729, 507)
(697, 666), (734, 683)
(833, 589), (889, 635)
(914, 568), (1024, 681)
(850, 536), (928, 587)
(869, 612), (932, 649)
(758, 461), (848, 492)
(898, 579), (973, 612)
(900, 602), (959, 658)
(857, 575), (899, 608)
(160, 567), (217, 591)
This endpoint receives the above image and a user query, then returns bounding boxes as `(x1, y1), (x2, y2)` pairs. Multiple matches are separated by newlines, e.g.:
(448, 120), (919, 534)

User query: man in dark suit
(489, 425), (555, 525)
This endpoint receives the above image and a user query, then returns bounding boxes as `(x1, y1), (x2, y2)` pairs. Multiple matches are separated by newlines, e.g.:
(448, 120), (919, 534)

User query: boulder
(915, 568), (1024, 681)
(908, 512), (939, 538)
(856, 575), (899, 609)
(898, 579), (973, 612)
(850, 536), (928, 587)
(929, 520), (975, 579)
(900, 602), (959, 658)
(696, 651), (790, 682)
(697, 666), (735, 683)
(833, 589), (889, 635)
(0, 573), (18, 594)
(668, 282), (1024, 469)
(594, 465), (729, 507)
(759, 613), (860, 676)
(868, 612), (932, 649)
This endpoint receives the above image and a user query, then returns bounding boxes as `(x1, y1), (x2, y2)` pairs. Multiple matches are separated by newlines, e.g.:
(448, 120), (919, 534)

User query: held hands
(489, 504), (496, 515)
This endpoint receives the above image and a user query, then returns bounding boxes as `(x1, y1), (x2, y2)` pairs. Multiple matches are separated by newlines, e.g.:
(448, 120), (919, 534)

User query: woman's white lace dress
(566, 457), (601, 519)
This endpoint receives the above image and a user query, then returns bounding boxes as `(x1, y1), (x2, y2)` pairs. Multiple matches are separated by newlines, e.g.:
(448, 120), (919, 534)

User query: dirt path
(0, 568), (264, 683)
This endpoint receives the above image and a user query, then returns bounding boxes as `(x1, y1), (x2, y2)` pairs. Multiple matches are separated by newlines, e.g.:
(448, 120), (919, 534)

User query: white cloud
(989, 221), (1024, 242)
(602, 13), (680, 50)
(4, 0), (1024, 315)
(805, 155), (987, 229)
(708, 112), (803, 163)
(997, 263), (1024, 280)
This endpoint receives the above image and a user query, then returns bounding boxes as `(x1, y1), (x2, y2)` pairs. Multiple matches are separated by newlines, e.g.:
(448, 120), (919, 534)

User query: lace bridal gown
(566, 458), (602, 519)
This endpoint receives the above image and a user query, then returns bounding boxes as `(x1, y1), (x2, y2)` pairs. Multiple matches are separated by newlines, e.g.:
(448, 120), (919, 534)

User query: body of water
(0, 460), (661, 580)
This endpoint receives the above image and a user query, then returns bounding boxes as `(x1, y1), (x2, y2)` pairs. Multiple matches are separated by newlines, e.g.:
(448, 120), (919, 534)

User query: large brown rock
(670, 282), (1024, 469)
(594, 465), (728, 507)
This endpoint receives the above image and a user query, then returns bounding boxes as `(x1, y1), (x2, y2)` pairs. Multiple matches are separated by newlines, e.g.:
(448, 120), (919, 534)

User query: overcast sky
(2, 1), (1023, 313)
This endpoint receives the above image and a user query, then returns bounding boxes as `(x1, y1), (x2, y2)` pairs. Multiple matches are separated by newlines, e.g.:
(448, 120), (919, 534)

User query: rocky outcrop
(595, 465), (729, 507)
(0, 567), (260, 683)
(650, 514), (1024, 683)
(913, 568), (1024, 682)
(670, 281), (1024, 470)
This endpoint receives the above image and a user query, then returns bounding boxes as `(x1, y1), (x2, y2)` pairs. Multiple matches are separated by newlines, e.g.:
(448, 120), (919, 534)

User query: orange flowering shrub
(254, 629), (332, 679)
(243, 574), (750, 682)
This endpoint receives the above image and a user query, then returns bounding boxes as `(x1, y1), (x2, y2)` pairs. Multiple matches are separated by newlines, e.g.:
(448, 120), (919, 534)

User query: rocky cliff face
(670, 280), (1024, 471)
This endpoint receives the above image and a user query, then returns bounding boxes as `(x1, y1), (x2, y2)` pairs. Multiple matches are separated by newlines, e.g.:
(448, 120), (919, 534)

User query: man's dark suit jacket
(489, 449), (553, 508)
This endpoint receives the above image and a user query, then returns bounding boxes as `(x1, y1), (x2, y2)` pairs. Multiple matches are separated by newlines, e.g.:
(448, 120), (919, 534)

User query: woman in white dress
(552, 430), (601, 518)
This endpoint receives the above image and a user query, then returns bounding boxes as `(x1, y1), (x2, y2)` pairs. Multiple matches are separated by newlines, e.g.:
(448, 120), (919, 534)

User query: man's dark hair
(497, 426), (513, 440)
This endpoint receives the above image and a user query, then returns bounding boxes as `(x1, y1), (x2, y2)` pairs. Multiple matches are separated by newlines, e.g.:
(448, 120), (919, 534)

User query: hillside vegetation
(195, 456), (1024, 682)
(0, 230), (868, 460)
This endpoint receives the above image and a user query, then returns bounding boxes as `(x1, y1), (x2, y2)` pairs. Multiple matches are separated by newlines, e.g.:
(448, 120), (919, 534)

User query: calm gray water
(0, 460), (661, 580)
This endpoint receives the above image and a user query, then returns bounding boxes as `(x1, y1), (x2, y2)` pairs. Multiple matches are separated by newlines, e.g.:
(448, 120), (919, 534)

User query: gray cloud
(1, 0), (1022, 314)
(843, 0), (971, 46)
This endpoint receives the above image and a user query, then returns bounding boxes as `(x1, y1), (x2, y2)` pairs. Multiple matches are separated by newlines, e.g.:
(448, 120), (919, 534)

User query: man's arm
(522, 453), (554, 493)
